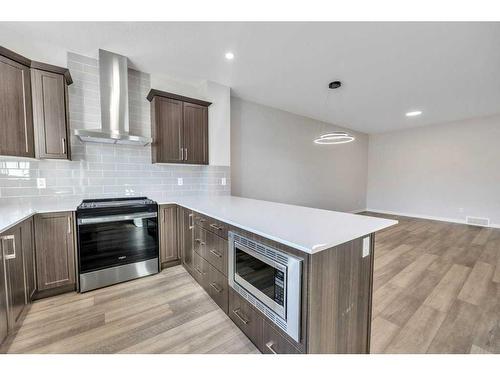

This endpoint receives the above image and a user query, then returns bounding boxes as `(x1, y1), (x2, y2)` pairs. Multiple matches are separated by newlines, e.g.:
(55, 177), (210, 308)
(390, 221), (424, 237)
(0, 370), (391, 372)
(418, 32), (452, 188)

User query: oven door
(77, 212), (158, 273)
(233, 242), (287, 319)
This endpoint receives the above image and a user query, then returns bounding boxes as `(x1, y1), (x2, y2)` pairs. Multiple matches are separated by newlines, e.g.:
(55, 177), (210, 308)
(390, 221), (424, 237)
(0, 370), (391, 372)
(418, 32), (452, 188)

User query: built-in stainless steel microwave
(228, 231), (302, 342)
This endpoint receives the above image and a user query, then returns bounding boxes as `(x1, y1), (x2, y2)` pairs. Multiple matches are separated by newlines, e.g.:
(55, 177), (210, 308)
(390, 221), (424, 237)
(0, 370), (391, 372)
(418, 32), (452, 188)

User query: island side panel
(307, 234), (375, 353)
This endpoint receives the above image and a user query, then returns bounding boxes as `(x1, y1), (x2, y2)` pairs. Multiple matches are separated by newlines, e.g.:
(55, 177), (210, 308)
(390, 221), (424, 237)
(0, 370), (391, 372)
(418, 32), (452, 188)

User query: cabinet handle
(179, 147), (183, 161)
(210, 223), (222, 231)
(62, 138), (66, 154)
(68, 216), (72, 234)
(210, 249), (222, 258)
(232, 308), (249, 325)
(199, 218), (206, 223)
(1, 235), (16, 260)
(185, 148), (188, 161)
(189, 213), (194, 229)
(210, 282), (223, 293)
(265, 341), (278, 354)
(194, 238), (205, 245)
(195, 267), (205, 276)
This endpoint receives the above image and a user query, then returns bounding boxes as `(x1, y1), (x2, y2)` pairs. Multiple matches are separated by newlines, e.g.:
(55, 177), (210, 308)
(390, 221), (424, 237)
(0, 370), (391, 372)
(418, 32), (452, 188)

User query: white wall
(231, 98), (368, 213)
(367, 114), (500, 226)
(151, 75), (231, 166)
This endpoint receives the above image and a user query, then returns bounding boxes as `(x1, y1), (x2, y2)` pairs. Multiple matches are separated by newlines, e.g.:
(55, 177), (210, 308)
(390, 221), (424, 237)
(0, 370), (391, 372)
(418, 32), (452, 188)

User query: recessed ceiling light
(225, 52), (234, 60)
(406, 110), (422, 117)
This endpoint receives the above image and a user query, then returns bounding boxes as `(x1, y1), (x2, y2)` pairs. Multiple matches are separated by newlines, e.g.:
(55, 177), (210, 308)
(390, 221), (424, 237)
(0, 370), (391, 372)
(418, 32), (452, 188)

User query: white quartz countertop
(0, 195), (397, 254)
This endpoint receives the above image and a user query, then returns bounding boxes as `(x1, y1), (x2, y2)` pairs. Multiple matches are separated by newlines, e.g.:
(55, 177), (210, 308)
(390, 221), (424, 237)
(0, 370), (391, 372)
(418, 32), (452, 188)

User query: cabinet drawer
(206, 263), (228, 314)
(194, 213), (228, 239)
(262, 321), (302, 354)
(229, 288), (263, 351)
(192, 251), (209, 288)
(204, 230), (228, 276)
(193, 225), (206, 256)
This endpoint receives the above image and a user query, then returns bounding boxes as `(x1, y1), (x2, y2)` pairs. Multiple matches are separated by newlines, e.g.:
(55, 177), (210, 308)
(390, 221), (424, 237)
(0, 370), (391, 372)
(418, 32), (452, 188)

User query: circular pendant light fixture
(314, 131), (355, 145)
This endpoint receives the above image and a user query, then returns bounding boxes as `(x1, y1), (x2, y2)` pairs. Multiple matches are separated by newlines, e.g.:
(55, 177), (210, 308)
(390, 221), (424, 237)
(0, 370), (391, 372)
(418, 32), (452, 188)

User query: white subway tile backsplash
(0, 52), (230, 200)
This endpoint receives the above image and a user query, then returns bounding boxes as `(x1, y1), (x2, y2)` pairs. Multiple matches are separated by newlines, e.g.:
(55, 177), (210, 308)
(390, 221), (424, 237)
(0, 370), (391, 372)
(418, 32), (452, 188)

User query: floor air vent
(466, 216), (490, 227)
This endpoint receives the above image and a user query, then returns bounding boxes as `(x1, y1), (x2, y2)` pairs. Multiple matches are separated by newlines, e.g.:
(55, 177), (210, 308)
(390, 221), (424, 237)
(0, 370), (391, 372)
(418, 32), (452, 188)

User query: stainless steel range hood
(74, 49), (151, 146)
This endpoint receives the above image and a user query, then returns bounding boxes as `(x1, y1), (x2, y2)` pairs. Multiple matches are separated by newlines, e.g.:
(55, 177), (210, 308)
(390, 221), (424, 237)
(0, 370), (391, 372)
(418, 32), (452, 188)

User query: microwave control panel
(274, 270), (285, 306)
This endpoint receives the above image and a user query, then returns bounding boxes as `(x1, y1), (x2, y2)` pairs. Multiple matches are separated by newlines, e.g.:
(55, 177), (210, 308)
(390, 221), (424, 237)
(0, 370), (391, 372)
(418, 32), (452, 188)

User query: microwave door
(233, 243), (287, 319)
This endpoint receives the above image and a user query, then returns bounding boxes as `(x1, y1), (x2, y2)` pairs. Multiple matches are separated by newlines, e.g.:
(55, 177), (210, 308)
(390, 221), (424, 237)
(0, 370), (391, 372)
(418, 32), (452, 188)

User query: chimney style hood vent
(74, 49), (152, 146)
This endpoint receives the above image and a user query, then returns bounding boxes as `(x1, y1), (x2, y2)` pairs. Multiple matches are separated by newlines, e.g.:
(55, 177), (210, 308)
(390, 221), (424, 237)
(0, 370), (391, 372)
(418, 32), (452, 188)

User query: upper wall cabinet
(0, 49), (35, 158)
(148, 89), (211, 165)
(31, 65), (72, 159)
(0, 46), (72, 160)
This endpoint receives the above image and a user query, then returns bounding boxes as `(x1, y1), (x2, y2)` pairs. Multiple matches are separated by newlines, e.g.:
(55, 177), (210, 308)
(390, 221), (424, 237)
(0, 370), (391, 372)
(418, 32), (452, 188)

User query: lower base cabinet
(1, 216), (36, 346)
(228, 288), (264, 352)
(34, 212), (76, 292)
(262, 320), (301, 354)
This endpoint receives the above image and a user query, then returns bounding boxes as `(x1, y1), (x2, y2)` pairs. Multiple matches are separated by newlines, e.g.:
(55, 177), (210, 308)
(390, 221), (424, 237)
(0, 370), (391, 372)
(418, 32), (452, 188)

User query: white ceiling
(1, 22), (499, 134)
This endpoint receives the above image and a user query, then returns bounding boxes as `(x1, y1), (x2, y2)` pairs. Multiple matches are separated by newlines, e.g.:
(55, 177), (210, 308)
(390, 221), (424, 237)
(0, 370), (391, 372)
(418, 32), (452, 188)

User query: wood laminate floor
(4, 213), (500, 354)
(364, 212), (500, 354)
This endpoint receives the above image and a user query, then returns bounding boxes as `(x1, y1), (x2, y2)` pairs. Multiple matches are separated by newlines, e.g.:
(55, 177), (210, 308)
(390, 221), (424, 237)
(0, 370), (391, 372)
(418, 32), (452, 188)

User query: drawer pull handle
(210, 223), (222, 230)
(210, 282), (223, 293)
(195, 267), (205, 276)
(210, 249), (222, 258)
(232, 308), (249, 325)
(199, 218), (206, 223)
(265, 341), (278, 354)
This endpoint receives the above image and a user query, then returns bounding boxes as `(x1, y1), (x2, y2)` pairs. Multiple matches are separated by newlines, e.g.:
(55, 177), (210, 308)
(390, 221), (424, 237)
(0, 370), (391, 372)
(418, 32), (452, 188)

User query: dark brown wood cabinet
(262, 321), (301, 354)
(31, 68), (71, 160)
(0, 46), (72, 160)
(159, 205), (179, 268)
(34, 212), (76, 291)
(183, 102), (208, 164)
(1, 226), (26, 330)
(20, 218), (36, 302)
(0, 215), (37, 345)
(148, 89), (210, 165)
(178, 206), (194, 273)
(151, 97), (183, 163)
(229, 288), (264, 351)
(0, 53), (35, 158)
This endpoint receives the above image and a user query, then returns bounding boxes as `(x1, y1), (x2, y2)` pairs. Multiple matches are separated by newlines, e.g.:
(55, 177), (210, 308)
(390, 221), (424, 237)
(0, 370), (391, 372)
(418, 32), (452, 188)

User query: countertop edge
(0, 200), (398, 254)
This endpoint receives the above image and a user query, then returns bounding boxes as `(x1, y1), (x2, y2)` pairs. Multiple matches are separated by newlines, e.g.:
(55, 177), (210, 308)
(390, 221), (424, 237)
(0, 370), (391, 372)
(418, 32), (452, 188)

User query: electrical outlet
(221, 177), (227, 186)
(362, 237), (370, 258)
(37, 178), (46, 189)
(177, 178), (183, 186)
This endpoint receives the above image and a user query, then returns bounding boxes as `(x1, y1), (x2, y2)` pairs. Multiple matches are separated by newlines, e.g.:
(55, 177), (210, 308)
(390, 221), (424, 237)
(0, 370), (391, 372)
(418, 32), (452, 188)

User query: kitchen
(0, 39), (397, 354)
(0, 9), (499, 373)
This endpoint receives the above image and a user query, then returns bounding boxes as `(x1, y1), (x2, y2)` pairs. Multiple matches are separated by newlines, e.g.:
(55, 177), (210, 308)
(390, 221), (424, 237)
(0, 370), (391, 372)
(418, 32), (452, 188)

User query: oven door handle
(77, 212), (157, 225)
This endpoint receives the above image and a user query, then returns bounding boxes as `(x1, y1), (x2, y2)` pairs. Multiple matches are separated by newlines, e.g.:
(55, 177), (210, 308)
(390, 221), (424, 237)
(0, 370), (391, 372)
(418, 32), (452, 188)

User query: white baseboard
(347, 208), (367, 214)
(365, 208), (500, 229)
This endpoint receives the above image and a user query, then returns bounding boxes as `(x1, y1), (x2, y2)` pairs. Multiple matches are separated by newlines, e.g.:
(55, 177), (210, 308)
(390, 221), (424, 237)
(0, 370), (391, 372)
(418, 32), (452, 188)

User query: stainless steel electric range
(76, 197), (159, 292)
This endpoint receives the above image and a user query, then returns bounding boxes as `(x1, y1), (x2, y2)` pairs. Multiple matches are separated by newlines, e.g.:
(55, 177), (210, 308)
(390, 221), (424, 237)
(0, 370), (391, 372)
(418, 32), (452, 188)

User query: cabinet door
(1, 226), (26, 329)
(0, 55), (34, 158)
(152, 97), (183, 163)
(31, 69), (70, 159)
(20, 218), (36, 301)
(178, 207), (194, 273)
(183, 102), (208, 165)
(34, 212), (75, 291)
(159, 205), (178, 265)
(0, 234), (7, 344)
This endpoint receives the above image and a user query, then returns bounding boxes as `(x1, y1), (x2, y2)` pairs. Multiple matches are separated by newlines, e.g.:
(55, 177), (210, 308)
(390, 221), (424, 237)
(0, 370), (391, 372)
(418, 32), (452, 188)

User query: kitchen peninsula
(0, 195), (396, 354)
